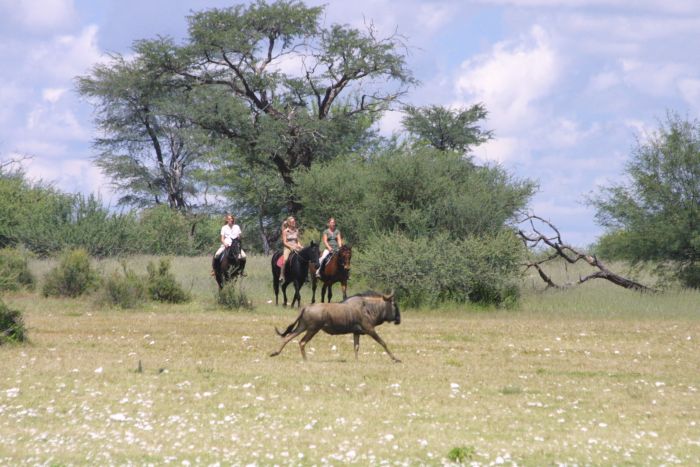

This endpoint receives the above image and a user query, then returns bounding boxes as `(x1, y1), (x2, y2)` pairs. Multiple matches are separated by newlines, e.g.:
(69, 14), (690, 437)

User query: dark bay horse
(271, 241), (319, 307)
(270, 290), (401, 362)
(213, 239), (246, 289)
(312, 245), (352, 302)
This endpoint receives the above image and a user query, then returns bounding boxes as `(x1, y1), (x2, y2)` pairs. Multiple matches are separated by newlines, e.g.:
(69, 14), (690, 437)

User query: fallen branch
(517, 213), (654, 293)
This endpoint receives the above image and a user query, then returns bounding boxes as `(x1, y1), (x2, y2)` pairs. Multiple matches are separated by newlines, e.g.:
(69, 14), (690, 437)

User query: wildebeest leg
(353, 333), (360, 360)
(299, 328), (321, 360)
(366, 329), (401, 363)
(270, 327), (306, 357)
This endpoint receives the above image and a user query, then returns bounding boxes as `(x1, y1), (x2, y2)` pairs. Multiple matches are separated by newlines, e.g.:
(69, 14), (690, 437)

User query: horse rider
(280, 216), (303, 283)
(211, 213), (246, 276)
(316, 216), (343, 278)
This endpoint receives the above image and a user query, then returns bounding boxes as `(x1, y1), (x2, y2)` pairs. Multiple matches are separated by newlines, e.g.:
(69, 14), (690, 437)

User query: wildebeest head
(384, 291), (400, 325)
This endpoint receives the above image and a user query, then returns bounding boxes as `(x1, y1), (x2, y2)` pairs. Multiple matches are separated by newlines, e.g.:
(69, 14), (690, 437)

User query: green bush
(0, 298), (26, 344)
(447, 446), (476, 463)
(0, 247), (35, 292)
(146, 259), (190, 303)
(217, 279), (252, 310)
(355, 230), (524, 308)
(99, 262), (147, 309)
(138, 206), (194, 256)
(42, 248), (100, 298)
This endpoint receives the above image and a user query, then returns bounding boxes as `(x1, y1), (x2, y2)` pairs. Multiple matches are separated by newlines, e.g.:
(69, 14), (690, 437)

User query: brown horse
(270, 290), (401, 362)
(312, 245), (352, 303)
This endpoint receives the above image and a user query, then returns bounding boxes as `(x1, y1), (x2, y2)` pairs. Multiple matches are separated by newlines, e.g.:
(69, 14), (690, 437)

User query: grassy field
(1, 255), (700, 465)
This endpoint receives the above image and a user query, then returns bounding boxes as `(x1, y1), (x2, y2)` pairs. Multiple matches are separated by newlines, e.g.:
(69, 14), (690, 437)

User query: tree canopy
(591, 114), (700, 288)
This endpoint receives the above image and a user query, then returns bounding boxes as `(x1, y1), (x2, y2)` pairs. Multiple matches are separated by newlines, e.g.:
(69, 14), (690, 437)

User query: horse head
(301, 241), (320, 269)
(338, 245), (352, 271)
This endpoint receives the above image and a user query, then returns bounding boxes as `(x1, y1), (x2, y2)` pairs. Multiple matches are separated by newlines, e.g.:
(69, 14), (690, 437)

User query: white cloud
(0, 0), (77, 32)
(679, 78), (700, 111)
(28, 25), (103, 81)
(454, 25), (560, 133)
(42, 88), (67, 103)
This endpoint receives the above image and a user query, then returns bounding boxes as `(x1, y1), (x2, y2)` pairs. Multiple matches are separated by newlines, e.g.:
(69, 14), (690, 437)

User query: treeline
(0, 170), (221, 257)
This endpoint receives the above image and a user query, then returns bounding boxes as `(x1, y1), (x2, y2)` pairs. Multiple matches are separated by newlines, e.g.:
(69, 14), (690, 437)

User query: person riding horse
(279, 216), (303, 283)
(316, 217), (343, 278)
(211, 214), (246, 278)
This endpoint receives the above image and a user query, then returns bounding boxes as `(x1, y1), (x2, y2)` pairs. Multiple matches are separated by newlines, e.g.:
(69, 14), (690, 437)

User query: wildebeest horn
(383, 289), (395, 300)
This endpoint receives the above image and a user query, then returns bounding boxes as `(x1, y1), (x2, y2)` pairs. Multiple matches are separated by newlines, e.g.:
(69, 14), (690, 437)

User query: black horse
(271, 241), (320, 307)
(213, 238), (247, 289)
(312, 245), (352, 303)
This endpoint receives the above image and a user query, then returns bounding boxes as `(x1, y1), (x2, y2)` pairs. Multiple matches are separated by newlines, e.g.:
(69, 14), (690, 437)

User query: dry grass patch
(1, 255), (699, 464)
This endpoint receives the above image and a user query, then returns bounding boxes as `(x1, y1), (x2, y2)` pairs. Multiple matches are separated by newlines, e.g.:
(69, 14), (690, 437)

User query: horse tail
(275, 308), (306, 337)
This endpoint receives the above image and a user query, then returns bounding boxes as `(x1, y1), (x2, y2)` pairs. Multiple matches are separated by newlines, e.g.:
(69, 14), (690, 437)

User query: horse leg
(366, 328), (401, 363)
(353, 333), (360, 360)
(311, 275), (317, 304)
(321, 283), (328, 303)
(341, 280), (347, 300)
(282, 281), (289, 307)
(292, 280), (302, 308)
(327, 284), (333, 303)
(299, 328), (321, 361)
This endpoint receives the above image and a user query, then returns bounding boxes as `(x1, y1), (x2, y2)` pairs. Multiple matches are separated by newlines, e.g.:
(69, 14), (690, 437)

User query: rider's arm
(322, 231), (331, 251)
(336, 231), (343, 248)
(282, 228), (292, 250)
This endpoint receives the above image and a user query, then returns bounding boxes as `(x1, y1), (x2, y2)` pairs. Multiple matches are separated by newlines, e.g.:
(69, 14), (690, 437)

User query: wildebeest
(270, 291), (401, 362)
(312, 244), (352, 303)
(271, 242), (320, 307)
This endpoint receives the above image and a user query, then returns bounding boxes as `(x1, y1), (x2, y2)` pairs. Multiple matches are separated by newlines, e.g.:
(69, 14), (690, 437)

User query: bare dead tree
(517, 213), (654, 293)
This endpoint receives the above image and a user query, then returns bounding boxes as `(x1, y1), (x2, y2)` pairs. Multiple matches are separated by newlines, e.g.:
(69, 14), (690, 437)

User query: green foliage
(447, 446), (476, 463)
(0, 247), (35, 292)
(217, 280), (252, 310)
(0, 298), (26, 345)
(99, 262), (147, 309)
(355, 230), (524, 307)
(138, 206), (194, 255)
(295, 147), (536, 246)
(146, 258), (190, 303)
(592, 114), (700, 288)
(402, 104), (492, 152)
(42, 248), (100, 298)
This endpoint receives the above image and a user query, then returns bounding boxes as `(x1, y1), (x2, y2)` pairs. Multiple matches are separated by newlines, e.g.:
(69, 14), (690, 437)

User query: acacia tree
(76, 54), (208, 210)
(591, 114), (700, 288)
(401, 104), (492, 153)
(136, 0), (415, 212)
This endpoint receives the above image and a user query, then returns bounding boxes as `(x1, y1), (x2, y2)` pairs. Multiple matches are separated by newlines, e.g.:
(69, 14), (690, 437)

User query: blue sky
(1, 0), (699, 246)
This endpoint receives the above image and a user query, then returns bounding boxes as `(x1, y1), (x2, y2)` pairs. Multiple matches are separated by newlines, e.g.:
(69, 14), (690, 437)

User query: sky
(1, 0), (700, 247)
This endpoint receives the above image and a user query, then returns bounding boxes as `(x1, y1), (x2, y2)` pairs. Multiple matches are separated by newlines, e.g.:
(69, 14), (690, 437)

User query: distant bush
(0, 247), (35, 292)
(355, 230), (524, 308)
(217, 280), (252, 310)
(146, 258), (190, 303)
(138, 206), (194, 256)
(0, 298), (26, 344)
(42, 248), (100, 298)
(99, 262), (147, 309)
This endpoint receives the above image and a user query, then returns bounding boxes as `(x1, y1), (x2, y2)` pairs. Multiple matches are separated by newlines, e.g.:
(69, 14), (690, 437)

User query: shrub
(138, 206), (193, 255)
(217, 280), (252, 310)
(146, 259), (190, 303)
(355, 230), (524, 308)
(447, 446), (476, 463)
(99, 262), (147, 309)
(0, 247), (35, 292)
(0, 298), (26, 344)
(42, 248), (100, 298)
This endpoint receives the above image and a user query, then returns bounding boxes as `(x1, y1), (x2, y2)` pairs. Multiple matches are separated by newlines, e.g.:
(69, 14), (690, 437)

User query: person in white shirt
(211, 214), (246, 275)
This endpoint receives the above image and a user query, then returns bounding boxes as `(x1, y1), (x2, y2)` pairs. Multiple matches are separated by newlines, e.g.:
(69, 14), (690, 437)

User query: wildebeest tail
(275, 308), (305, 337)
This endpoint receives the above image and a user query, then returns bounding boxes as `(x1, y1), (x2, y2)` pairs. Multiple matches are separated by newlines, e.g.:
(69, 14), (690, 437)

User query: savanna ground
(1, 255), (700, 465)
